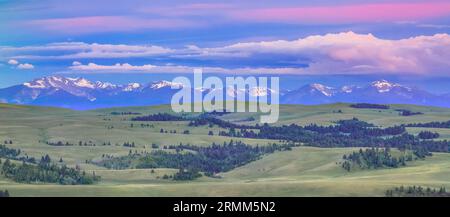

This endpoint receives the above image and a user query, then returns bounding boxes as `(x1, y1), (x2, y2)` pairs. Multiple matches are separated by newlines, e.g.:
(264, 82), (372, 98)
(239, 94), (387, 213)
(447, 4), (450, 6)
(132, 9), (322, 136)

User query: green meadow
(1, 103), (450, 196)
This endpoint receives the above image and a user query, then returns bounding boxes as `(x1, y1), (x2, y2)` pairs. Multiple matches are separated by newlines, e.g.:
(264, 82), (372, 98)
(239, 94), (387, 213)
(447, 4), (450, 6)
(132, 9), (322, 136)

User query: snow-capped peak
(216, 86), (275, 97)
(23, 76), (112, 91)
(23, 79), (48, 89)
(122, 83), (142, 92)
(72, 77), (95, 89)
(95, 81), (117, 89)
(310, 83), (334, 97)
(371, 80), (401, 93)
(150, 80), (183, 89)
(249, 87), (275, 97)
(341, 85), (357, 93)
(24, 76), (72, 89)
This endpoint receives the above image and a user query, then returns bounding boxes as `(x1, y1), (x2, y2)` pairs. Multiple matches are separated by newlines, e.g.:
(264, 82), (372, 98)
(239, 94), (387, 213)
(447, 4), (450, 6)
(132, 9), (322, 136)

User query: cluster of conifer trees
(396, 109), (423, 116)
(386, 186), (449, 197)
(172, 168), (202, 181)
(46, 140), (114, 147)
(0, 155), (100, 185)
(110, 111), (141, 115)
(0, 189), (9, 197)
(122, 142), (136, 148)
(418, 131), (440, 140)
(405, 120), (450, 128)
(0, 144), (36, 164)
(147, 113), (450, 154)
(231, 118), (449, 153)
(131, 113), (185, 121)
(340, 148), (423, 171)
(188, 116), (256, 129)
(350, 103), (390, 109)
(98, 141), (297, 179)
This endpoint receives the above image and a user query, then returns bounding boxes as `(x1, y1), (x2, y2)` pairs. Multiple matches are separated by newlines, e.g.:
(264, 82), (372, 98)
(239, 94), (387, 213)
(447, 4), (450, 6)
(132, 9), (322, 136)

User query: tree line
(172, 168), (202, 181)
(340, 147), (425, 171)
(418, 131), (440, 140)
(0, 189), (9, 197)
(46, 140), (112, 147)
(188, 116), (257, 130)
(126, 112), (450, 154)
(227, 118), (449, 154)
(350, 103), (390, 109)
(396, 109), (423, 116)
(1, 155), (100, 185)
(110, 111), (142, 115)
(131, 113), (185, 121)
(45, 140), (143, 147)
(97, 141), (297, 179)
(183, 116), (449, 154)
(386, 186), (449, 197)
(404, 120), (450, 128)
(0, 144), (36, 164)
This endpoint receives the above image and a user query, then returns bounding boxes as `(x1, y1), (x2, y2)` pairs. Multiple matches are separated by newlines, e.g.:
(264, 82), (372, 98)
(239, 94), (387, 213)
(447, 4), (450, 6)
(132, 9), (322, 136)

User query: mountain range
(0, 76), (448, 109)
(281, 80), (449, 107)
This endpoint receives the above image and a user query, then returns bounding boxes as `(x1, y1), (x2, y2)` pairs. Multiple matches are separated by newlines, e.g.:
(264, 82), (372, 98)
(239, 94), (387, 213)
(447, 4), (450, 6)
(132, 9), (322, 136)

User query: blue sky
(1, 0), (450, 91)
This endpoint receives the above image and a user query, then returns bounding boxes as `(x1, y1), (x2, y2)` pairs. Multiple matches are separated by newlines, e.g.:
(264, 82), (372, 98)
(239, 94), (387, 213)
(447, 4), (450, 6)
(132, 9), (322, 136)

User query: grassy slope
(0, 103), (278, 168)
(1, 103), (450, 196)
(2, 147), (450, 196)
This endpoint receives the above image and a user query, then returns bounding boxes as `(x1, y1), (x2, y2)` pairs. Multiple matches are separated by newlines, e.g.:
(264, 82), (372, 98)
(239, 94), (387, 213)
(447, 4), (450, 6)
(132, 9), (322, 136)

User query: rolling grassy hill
(1, 103), (450, 196)
(2, 146), (450, 196)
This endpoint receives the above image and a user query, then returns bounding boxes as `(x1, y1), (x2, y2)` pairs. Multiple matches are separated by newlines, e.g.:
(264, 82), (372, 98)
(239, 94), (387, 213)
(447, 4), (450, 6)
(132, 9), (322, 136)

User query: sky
(1, 0), (450, 91)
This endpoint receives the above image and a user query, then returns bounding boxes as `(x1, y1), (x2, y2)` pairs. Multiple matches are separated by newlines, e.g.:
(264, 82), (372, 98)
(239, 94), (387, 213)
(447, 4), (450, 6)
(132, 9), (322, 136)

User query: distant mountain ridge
(0, 76), (186, 109)
(281, 79), (449, 107)
(0, 76), (448, 109)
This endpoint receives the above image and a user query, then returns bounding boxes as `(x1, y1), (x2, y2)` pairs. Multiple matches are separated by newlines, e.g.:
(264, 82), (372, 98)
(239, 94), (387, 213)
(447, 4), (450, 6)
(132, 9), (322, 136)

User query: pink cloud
(231, 2), (450, 23)
(179, 32), (450, 74)
(28, 16), (202, 34)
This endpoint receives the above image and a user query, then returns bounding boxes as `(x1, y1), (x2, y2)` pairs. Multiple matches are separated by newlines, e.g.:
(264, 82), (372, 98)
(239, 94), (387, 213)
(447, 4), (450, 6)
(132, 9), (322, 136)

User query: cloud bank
(4, 32), (450, 75)
(184, 32), (450, 74)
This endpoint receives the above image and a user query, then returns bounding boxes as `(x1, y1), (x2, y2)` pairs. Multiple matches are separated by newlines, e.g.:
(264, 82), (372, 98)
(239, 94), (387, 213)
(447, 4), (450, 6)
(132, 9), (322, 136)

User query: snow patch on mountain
(341, 85), (356, 93)
(371, 80), (401, 93)
(249, 87), (275, 97)
(73, 78), (95, 89)
(310, 83), (335, 96)
(123, 83), (141, 92)
(23, 80), (47, 89)
(150, 80), (183, 89)
(95, 81), (117, 89)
